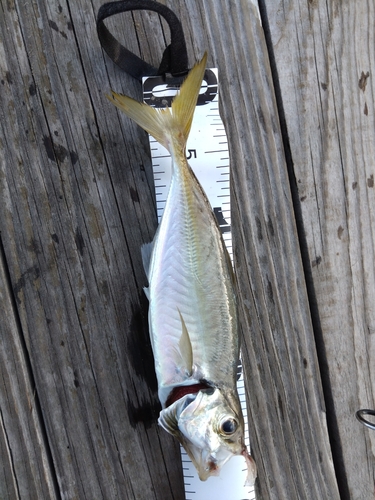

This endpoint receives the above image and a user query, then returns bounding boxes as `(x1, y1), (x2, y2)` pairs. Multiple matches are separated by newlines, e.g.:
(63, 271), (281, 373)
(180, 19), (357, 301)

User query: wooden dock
(1, 0), (374, 498)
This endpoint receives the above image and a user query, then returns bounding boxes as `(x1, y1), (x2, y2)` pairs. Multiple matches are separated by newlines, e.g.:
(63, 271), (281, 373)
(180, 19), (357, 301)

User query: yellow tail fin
(106, 52), (207, 152)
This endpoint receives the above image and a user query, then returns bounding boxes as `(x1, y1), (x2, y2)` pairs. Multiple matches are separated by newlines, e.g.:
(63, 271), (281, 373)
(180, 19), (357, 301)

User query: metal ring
(356, 409), (375, 430)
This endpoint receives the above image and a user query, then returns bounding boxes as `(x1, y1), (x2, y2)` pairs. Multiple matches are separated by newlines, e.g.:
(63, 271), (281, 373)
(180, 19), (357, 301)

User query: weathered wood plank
(1, 1), (181, 498)
(0, 0), (342, 498)
(193, 2), (339, 498)
(262, 1), (375, 498)
(0, 243), (58, 499)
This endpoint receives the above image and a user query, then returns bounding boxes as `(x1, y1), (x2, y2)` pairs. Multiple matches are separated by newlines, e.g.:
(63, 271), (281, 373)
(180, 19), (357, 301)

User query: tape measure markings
(143, 68), (255, 500)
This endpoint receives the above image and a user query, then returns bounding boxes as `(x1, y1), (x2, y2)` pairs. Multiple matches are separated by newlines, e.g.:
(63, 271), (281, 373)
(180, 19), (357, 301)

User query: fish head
(159, 387), (255, 482)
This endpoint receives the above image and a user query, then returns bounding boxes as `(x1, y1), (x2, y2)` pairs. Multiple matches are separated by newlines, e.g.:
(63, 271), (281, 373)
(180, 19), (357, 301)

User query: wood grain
(0, 242), (58, 499)
(262, 1), (375, 498)
(192, 1), (339, 498)
(1, 1), (180, 498)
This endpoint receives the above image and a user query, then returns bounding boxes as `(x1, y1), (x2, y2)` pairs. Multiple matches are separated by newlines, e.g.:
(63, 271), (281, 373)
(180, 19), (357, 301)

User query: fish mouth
(185, 446), (220, 481)
(181, 434), (235, 481)
(198, 460), (219, 481)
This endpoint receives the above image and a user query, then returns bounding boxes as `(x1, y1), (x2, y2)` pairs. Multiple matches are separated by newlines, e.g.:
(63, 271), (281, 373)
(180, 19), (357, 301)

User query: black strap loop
(97, 0), (189, 81)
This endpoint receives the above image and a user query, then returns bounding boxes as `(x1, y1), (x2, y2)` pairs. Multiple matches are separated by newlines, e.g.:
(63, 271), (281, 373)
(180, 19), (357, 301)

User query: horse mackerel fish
(107, 53), (256, 485)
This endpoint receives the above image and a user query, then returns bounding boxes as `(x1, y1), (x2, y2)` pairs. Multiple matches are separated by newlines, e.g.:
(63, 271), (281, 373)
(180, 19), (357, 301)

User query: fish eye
(219, 417), (238, 435)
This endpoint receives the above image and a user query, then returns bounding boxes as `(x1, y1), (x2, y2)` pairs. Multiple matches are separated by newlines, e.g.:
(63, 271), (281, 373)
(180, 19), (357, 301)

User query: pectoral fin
(158, 404), (179, 436)
(159, 393), (197, 436)
(178, 309), (193, 376)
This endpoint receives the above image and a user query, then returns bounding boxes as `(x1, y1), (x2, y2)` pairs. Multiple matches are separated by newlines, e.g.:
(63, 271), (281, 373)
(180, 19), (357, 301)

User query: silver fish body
(107, 53), (256, 485)
(145, 148), (247, 479)
(143, 155), (239, 406)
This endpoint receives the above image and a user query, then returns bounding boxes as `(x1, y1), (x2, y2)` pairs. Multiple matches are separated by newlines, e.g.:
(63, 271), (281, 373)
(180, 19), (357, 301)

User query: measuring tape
(143, 70), (256, 500)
